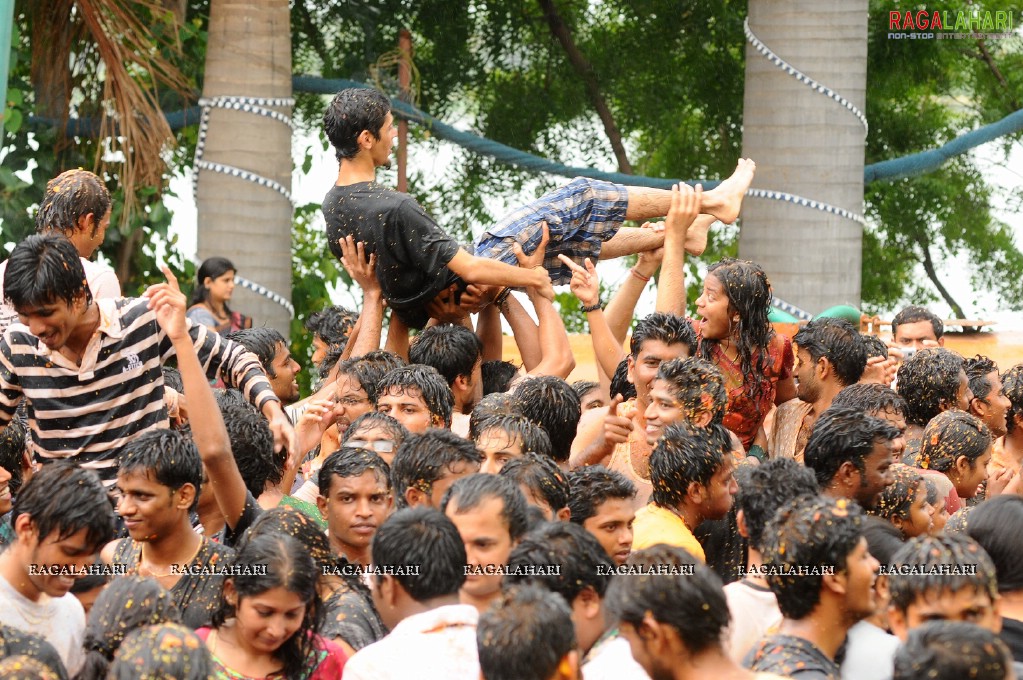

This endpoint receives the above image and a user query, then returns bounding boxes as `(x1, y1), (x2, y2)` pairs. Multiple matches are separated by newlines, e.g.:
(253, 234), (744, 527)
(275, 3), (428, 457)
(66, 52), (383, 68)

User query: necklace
(5, 586), (50, 627)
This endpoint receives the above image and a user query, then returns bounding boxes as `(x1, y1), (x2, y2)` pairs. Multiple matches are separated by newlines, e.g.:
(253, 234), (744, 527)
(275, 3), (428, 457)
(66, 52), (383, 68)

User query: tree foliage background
(1, 0), (1020, 388)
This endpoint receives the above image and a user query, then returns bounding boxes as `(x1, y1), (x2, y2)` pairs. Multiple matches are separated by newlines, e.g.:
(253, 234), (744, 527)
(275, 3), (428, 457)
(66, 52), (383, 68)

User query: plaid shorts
(473, 177), (629, 285)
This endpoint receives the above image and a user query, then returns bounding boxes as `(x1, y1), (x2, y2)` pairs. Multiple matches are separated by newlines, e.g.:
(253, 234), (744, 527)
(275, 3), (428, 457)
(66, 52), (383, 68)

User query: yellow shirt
(631, 503), (706, 561)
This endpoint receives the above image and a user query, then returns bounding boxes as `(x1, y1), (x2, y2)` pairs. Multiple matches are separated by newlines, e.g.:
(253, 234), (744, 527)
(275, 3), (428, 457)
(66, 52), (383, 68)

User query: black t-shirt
(744, 634), (841, 680)
(323, 182), (461, 329)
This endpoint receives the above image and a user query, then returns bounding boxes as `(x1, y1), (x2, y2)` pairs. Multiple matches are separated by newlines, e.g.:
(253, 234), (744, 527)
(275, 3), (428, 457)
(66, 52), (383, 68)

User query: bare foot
(683, 214), (716, 257)
(704, 158), (756, 224)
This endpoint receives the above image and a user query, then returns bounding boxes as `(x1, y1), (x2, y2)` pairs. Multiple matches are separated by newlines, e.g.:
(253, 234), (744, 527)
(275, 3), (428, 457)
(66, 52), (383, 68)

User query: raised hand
(558, 255), (599, 308)
(339, 235), (379, 293)
(145, 266), (188, 342)
(603, 393), (635, 445)
(665, 183), (701, 246)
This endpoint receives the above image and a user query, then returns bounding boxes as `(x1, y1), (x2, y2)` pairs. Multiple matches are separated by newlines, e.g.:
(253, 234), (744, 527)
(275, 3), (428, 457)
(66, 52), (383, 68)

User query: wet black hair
(482, 360), (519, 395)
(304, 305), (357, 346)
(567, 465), (637, 524)
(468, 393), (518, 439)
(505, 521), (613, 601)
(572, 380), (601, 403)
(442, 473), (529, 542)
(323, 88), (392, 162)
(896, 348), (967, 426)
(318, 447), (391, 498)
(892, 621), (1011, 680)
(499, 452), (569, 516)
(477, 584), (576, 680)
(966, 495), (1023, 593)
(892, 305), (944, 341)
(409, 324), (483, 388)
(342, 412), (409, 448)
(963, 355), (999, 403)
(872, 465), (925, 525)
(734, 458), (818, 552)
(161, 366), (184, 393)
(698, 258), (774, 401)
(793, 317), (867, 386)
(336, 358), (385, 404)
(35, 169), (111, 238)
(472, 413), (553, 460)
(803, 406), (899, 488)
(916, 410), (991, 473)
(4, 233), (91, 309)
(887, 534), (998, 613)
(212, 532), (322, 680)
(860, 334), (889, 360)
(244, 507), (333, 575)
(606, 545), (725, 654)
(609, 357), (637, 401)
(654, 357), (727, 425)
(831, 383), (908, 417)
(390, 430), (482, 509)
(215, 395), (281, 497)
(376, 364), (454, 428)
(512, 376), (581, 463)
(106, 623), (212, 680)
(79, 576), (181, 679)
(862, 516), (906, 565)
(649, 422), (732, 508)
(351, 350), (407, 384)
(371, 507), (467, 600)
(189, 256), (236, 310)
(630, 312), (698, 358)
(762, 495), (865, 619)
(1001, 363), (1023, 434)
(118, 429), (203, 514)
(11, 462), (115, 554)
(227, 327), (288, 378)
(0, 414), (28, 496)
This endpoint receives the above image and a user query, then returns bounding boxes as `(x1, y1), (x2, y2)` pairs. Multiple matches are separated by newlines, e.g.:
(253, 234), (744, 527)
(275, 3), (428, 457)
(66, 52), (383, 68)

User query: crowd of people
(0, 87), (1018, 680)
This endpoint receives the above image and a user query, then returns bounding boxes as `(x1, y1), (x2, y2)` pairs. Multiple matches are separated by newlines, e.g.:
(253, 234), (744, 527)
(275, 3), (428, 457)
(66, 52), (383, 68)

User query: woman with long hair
(197, 532), (346, 679)
(695, 258), (796, 451)
(187, 257), (252, 335)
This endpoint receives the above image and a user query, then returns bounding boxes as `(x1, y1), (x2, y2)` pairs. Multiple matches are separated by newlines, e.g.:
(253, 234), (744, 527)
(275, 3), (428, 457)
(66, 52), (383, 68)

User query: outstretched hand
(558, 255), (599, 308)
(339, 235), (379, 293)
(665, 183), (701, 244)
(145, 266), (189, 342)
(512, 222), (550, 270)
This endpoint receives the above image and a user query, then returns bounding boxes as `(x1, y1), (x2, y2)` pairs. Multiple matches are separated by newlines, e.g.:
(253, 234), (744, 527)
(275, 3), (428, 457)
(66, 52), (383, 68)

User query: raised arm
(560, 255), (624, 379)
(655, 183), (700, 315)
(604, 225), (663, 345)
(338, 235), (384, 358)
(144, 267), (248, 528)
(446, 223), (554, 301)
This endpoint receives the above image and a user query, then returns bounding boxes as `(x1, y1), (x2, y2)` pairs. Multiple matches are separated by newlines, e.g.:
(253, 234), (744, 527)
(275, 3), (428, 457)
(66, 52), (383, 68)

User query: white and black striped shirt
(0, 297), (279, 484)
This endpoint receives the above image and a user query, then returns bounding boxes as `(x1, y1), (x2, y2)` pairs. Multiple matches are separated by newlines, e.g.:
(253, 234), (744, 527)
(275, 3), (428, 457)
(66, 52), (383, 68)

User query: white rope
(745, 188), (868, 226)
(192, 95), (296, 317)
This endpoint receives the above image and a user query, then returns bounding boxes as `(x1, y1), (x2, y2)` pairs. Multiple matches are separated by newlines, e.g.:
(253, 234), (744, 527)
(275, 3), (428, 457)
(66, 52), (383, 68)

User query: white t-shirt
(724, 579), (782, 663)
(840, 620), (900, 680)
(0, 257), (121, 332)
(0, 571), (86, 675)
(583, 634), (651, 680)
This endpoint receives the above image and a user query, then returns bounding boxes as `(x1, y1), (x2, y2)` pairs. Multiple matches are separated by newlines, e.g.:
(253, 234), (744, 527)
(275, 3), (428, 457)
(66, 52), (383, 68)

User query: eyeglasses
(335, 395), (370, 408)
(346, 439), (396, 454)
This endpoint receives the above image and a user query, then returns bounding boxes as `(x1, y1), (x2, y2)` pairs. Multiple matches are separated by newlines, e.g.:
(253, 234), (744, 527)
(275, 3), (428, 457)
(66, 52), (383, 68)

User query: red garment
(701, 333), (794, 451)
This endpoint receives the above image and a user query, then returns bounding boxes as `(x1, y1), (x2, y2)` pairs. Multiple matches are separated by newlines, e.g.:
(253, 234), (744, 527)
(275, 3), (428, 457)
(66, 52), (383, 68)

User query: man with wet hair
(0, 236), (292, 486)
(304, 305), (357, 366)
(477, 584), (579, 680)
(769, 318), (867, 463)
(744, 495), (877, 680)
(895, 348), (972, 460)
(567, 465), (637, 566)
(323, 88), (754, 329)
(342, 411), (409, 465)
(643, 356), (728, 447)
(228, 327), (302, 405)
(804, 405), (899, 510)
(390, 429), (482, 509)
(893, 622), (1014, 680)
(499, 452), (570, 521)
(0, 463), (115, 675)
(442, 473), (528, 614)
(503, 522), (646, 679)
(632, 422), (737, 560)
(409, 324), (484, 435)
(572, 312), (697, 505)
(473, 413), (553, 474)
(966, 495), (1023, 662)
(886, 534), (1001, 641)
(512, 375), (581, 468)
(0, 170), (120, 333)
(964, 355), (1012, 439)
(725, 459), (819, 663)
(993, 364), (1023, 491)
(317, 447), (393, 567)
(345, 507), (479, 679)
(375, 364), (454, 432)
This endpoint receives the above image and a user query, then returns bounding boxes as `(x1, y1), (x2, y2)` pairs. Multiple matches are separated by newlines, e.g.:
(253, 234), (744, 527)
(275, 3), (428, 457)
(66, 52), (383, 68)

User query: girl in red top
(695, 258), (796, 451)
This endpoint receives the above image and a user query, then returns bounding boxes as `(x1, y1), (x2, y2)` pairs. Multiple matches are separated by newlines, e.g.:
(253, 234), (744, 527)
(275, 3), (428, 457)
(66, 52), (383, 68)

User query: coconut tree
(738, 0), (870, 314)
(195, 0), (293, 336)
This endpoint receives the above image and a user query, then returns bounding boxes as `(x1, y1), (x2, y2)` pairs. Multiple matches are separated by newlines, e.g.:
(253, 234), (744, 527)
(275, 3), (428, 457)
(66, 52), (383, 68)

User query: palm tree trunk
(196, 0), (292, 337)
(738, 0), (869, 313)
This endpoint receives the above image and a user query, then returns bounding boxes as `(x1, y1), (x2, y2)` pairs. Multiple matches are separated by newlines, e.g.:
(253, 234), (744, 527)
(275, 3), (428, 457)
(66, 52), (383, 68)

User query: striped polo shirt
(0, 297), (279, 484)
